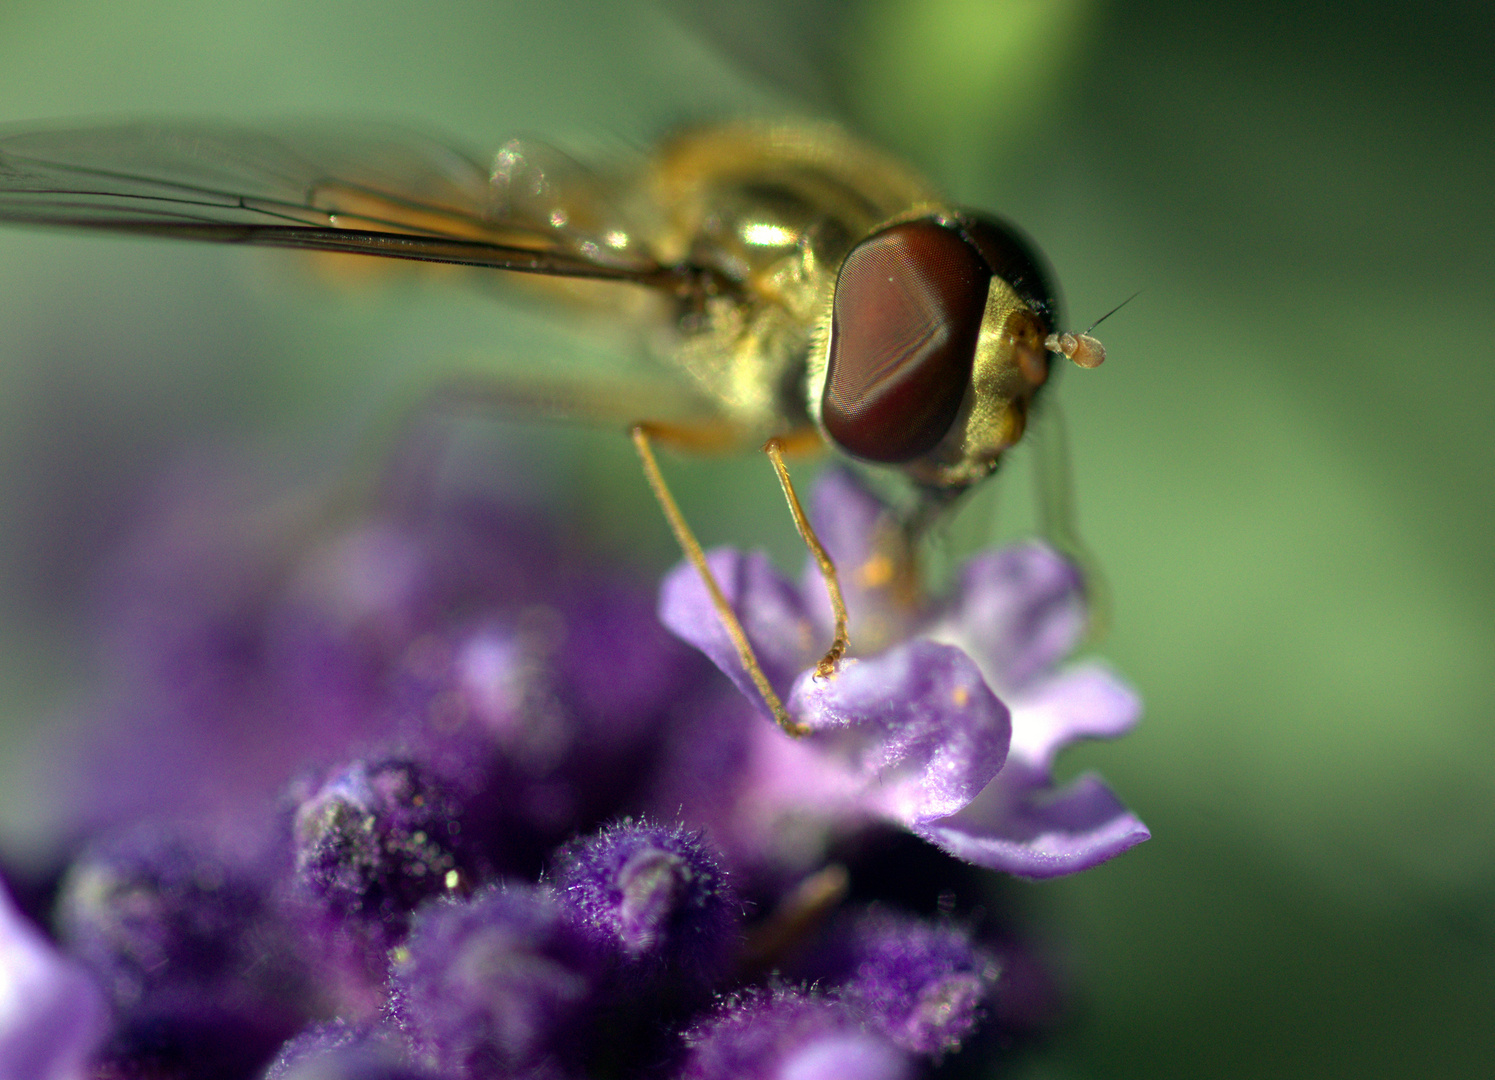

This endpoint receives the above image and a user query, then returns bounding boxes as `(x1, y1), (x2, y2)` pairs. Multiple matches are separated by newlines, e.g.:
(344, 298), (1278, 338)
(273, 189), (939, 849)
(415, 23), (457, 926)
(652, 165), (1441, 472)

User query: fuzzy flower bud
(292, 758), (470, 935)
(551, 821), (738, 989)
(679, 988), (913, 1080)
(809, 909), (998, 1055)
(388, 884), (600, 1079)
(54, 826), (310, 1077)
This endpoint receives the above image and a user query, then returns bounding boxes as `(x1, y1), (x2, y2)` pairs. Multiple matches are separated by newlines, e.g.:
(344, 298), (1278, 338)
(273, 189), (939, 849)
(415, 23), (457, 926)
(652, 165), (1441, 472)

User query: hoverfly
(0, 119), (1105, 735)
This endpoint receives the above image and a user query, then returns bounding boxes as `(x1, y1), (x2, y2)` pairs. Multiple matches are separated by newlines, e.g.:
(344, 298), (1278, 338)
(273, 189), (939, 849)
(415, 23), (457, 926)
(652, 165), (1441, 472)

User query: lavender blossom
(290, 757), (472, 938)
(0, 880), (107, 1080)
(659, 466), (1148, 878)
(788, 908), (998, 1056)
(280, 756), (479, 1016)
(678, 988), (913, 1080)
(550, 820), (739, 990)
(0, 450), (1150, 1079)
(42, 462), (688, 848)
(54, 824), (312, 1078)
(387, 883), (602, 1079)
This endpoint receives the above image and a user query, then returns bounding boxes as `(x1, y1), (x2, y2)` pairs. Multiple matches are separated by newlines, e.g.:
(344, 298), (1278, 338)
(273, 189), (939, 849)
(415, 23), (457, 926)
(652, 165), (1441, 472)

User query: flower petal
(0, 882), (107, 1080)
(806, 468), (888, 575)
(938, 544), (1087, 691)
(915, 763), (1150, 879)
(798, 469), (922, 653)
(1007, 662), (1142, 773)
(788, 641), (1010, 824)
(659, 549), (816, 715)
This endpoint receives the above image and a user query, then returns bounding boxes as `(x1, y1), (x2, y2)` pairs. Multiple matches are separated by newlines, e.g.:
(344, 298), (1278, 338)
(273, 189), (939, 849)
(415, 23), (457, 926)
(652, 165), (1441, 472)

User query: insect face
(810, 212), (1060, 494)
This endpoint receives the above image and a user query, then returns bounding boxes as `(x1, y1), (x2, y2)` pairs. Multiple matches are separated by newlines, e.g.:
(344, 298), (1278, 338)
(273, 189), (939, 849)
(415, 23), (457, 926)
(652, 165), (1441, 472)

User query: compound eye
(956, 212), (1059, 335)
(823, 220), (990, 463)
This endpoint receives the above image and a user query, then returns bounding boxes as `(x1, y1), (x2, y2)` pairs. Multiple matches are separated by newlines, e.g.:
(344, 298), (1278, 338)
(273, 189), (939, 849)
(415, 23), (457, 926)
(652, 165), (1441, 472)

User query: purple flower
(38, 458), (676, 844)
(290, 757), (472, 935)
(550, 820), (740, 990)
(387, 883), (602, 1079)
(658, 467), (1148, 878)
(265, 1021), (436, 1080)
(0, 879), (107, 1080)
(787, 908), (998, 1056)
(54, 823), (312, 1078)
(280, 756), (479, 1016)
(916, 545), (1149, 877)
(678, 988), (913, 1080)
(3, 448), (1150, 1079)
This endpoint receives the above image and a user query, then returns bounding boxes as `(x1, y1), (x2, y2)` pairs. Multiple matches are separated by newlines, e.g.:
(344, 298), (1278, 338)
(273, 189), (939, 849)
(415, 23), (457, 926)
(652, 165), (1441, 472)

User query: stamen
(737, 863), (850, 976)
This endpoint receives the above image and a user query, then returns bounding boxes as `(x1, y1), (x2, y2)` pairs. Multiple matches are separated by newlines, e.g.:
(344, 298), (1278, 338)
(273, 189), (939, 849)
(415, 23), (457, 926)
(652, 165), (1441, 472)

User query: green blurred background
(0, 1), (1490, 1076)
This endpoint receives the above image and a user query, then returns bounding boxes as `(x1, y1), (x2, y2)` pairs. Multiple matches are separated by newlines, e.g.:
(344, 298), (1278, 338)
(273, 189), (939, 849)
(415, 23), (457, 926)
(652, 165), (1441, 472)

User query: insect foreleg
(764, 439), (849, 680)
(631, 425), (807, 737)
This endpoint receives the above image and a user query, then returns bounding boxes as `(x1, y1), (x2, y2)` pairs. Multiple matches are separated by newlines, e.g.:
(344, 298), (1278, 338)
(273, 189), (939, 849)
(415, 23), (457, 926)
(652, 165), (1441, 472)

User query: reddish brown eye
(822, 220), (990, 463)
(956, 212), (1059, 336)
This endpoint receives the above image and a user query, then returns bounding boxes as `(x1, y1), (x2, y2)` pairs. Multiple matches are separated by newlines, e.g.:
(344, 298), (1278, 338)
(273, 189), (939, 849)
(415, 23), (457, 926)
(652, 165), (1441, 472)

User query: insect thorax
(646, 123), (945, 444)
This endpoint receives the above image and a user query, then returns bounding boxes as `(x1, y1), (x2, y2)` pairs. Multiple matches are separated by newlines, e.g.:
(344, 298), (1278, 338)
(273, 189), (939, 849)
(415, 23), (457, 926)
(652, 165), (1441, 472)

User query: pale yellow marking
(857, 553), (896, 590)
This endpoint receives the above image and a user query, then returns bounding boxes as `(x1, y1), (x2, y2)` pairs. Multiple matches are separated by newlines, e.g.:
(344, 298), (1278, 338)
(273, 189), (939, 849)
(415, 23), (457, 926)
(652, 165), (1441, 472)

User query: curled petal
(0, 883), (107, 1080)
(788, 641), (1010, 824)
(659, 549), (816, 715)
(915, 763), (1150, 879)
(1008, 662), (1142, 773)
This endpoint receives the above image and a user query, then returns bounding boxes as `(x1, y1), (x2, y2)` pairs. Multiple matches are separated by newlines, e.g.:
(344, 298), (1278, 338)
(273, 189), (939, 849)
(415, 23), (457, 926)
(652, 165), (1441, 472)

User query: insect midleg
(1030, 401), (1110, 640)
(631, 425), (808, 738)
(764, 439), (850, 680)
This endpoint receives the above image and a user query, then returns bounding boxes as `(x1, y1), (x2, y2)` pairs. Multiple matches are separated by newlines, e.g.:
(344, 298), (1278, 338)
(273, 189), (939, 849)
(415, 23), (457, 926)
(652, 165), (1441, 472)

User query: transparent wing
(0, 121), (675, 283)
(659, 0), (855, 118)
(1029, 398), (1110, 640)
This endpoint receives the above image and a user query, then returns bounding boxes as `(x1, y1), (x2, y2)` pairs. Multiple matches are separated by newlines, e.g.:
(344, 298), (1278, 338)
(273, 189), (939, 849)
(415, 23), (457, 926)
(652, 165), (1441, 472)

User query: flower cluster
(0, 460), (1145, 1080)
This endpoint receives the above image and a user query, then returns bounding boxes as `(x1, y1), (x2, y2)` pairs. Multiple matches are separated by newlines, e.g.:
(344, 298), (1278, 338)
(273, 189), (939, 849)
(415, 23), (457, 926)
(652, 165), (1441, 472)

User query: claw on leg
(764, 439), (850, 681)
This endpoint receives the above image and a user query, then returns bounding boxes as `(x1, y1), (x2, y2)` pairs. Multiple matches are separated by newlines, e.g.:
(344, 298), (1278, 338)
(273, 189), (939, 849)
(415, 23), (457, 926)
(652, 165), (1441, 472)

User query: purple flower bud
(679, 988), (913, 1080)
(384, 585), (713, 878)
(265, 1022), (436, 1080)
(55, 826), (310, 1078)
(551, 821), (739, 989)
(0, 878), (107, 1080)
(809, 909), (998, 1056)
(388, 884), (599, 1079)
(291, 758), (472, 936)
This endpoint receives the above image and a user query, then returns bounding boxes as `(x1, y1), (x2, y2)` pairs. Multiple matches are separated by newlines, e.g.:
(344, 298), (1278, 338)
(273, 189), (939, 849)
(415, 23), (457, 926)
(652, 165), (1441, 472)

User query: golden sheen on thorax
(0, 118), (1107, 734)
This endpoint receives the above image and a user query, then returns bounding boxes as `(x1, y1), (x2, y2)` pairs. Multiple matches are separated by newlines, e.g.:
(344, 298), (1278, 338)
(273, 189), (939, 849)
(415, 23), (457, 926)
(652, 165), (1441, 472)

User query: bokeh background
(0, 1), (1490, 1077)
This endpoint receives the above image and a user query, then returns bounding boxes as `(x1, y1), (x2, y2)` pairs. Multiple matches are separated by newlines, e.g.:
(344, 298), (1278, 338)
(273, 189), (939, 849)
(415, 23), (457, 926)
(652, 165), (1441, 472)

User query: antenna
(1045, 290), (1142, 370)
